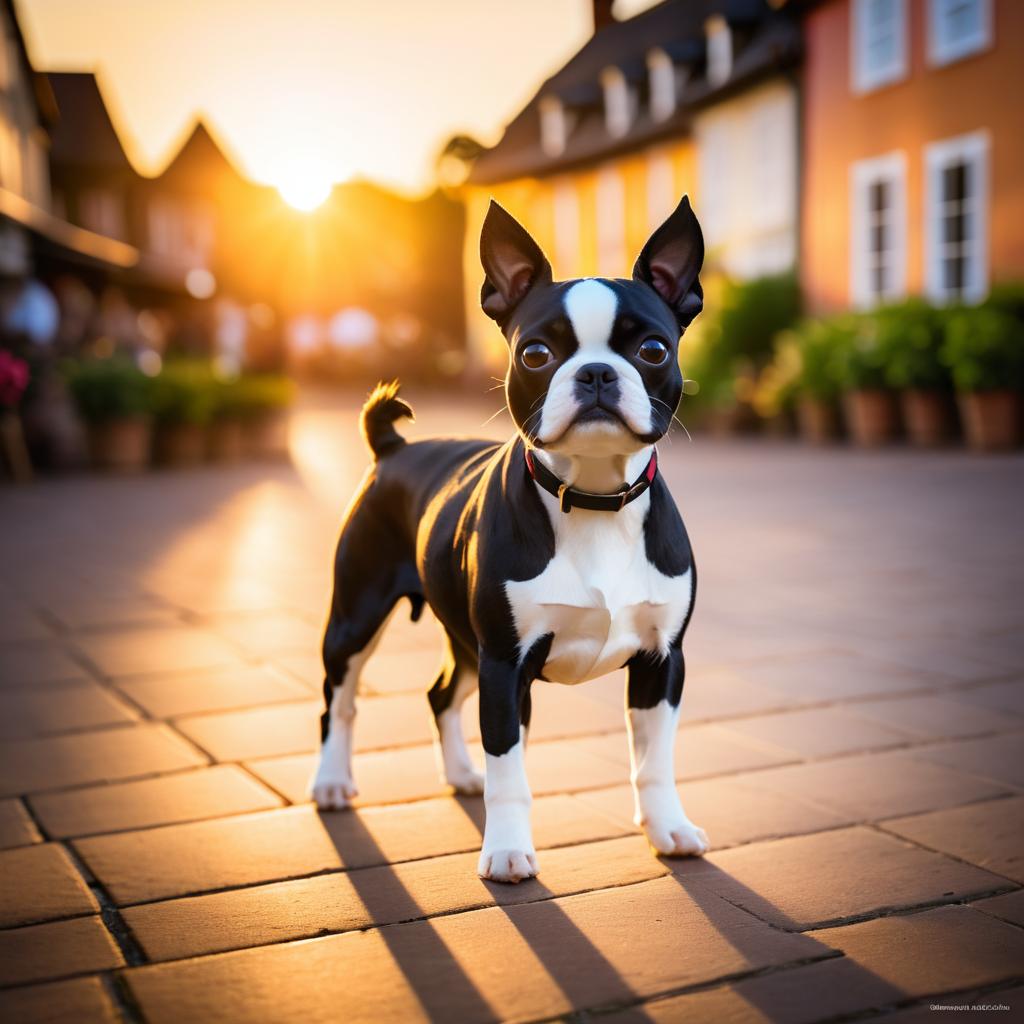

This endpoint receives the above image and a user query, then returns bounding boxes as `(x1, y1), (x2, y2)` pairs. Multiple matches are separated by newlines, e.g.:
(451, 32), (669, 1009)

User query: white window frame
(851, 0), (908, 95)
(646, 148), (675, 232)
(601, 66), (633, 139)
(647, 48), (676, 122)
(850, 151), (907, 309)
(595, 165), (626, 277)
(924, 130), (989, 304)
(539, 96), (568, 157)
(705, 16), (733, 88)
(927, 0), (992, 67)
(552, 177), (579, 277)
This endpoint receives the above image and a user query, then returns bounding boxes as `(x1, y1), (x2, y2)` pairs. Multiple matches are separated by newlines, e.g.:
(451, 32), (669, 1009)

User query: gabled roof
(157, 120), (248, 184)
(469, 0), (800, 184)
(48, 72), (135, 172)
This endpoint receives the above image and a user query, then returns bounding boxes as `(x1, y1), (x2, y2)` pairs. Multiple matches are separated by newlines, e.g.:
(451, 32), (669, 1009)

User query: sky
(19, 0), (658, 197)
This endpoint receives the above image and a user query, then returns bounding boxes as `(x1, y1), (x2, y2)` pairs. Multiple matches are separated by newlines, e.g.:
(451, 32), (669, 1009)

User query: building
(800, 0), (1024, 312)
(0, 4), (133, 291)
(462, 0), (801, 372)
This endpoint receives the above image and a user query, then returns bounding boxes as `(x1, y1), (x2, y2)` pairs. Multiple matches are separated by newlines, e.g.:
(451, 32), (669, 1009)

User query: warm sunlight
(277, 172), (333, 213)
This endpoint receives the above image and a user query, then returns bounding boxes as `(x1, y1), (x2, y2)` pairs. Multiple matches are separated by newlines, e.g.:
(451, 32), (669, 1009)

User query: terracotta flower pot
(154, 422), (207, 467)
(957, 391), (1021, 451)
(796, 397), (840, 445)
(842, 390), (899, 447)
(901, 390), (953, 448)
(208, 418), (246, 462)
(247, 410), (290, 459)
(89, 417), (152, 473)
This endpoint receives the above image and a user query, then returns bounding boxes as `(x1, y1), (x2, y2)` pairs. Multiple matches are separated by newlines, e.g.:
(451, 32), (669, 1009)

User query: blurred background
(0, 0), (1021, 478)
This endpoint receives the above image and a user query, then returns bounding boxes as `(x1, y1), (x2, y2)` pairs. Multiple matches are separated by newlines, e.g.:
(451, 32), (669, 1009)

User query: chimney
(592, 0), (616, 33)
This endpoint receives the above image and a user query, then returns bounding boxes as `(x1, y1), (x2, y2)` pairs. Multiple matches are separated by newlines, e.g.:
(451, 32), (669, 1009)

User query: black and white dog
(310, 197), (708, 883)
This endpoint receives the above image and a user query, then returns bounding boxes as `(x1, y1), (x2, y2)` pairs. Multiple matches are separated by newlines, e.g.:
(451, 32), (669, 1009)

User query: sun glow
(277, 172), (333, 212)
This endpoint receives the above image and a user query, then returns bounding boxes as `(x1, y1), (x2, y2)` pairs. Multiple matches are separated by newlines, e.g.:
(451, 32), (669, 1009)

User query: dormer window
(539, 96), (568, 157)
(706, 15), (733, 87)
(601, 66), (632, 138)
(647, 48), (677, 122)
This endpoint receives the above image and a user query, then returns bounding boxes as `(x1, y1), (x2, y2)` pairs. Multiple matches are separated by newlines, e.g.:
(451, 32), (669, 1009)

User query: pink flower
(0, 350), (30, 408)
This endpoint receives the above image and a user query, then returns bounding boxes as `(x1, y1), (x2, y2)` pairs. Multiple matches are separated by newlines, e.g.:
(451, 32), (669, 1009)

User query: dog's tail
(360, 380), (414, 460)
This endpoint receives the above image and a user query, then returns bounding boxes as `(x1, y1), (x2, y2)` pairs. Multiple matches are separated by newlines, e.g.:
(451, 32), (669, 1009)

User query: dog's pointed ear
(633, 196), (704, 330)
(480, 200), (552, 323)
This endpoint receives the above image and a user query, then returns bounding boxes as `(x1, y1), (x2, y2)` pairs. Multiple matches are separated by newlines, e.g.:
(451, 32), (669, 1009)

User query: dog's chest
(505, 500), (692, 685)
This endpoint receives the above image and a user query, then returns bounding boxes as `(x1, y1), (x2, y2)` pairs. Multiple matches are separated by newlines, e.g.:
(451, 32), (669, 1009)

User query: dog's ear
(633, 196), (704, 331)
(480, 201), (553, 323)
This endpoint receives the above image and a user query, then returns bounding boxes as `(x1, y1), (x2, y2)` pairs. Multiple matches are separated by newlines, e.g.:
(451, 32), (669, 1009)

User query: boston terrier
(310, 197), (708, 883)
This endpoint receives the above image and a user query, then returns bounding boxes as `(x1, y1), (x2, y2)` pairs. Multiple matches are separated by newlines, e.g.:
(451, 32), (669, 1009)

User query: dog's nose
(574, 363), (618, 388)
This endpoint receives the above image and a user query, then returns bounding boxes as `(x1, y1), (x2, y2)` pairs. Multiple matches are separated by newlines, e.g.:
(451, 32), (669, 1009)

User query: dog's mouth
(572, 403), (624, 428)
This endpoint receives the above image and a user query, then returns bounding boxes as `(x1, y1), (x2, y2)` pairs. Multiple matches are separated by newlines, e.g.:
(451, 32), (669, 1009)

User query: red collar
(525, 449), (658, 513)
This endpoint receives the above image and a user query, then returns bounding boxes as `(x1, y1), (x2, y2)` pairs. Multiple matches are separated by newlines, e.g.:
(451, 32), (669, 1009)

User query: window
(148, 198), (214, 267)
(850, 152), (907, 308)
(646, 149), (675, 231)
(647, 48), (676, 122)
(79, 189), (124, 239)
(552, 177), (579, 277)
(925, 131), (988, 303)
(539, 97), (568, 157)
(595, 166), (626, 277)
(928, 0), (991, 66)
(851, 0), (908, 94)
(601, 67), (632, 139)
(705, 16), (732, 87)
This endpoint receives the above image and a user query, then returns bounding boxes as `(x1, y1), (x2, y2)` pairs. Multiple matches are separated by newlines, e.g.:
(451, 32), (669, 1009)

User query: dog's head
(481, 197), (703, 456)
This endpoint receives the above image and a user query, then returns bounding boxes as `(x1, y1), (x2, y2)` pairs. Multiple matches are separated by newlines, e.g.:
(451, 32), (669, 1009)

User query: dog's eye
(521, 343), (553, 370)
(638, 339), (669, 365)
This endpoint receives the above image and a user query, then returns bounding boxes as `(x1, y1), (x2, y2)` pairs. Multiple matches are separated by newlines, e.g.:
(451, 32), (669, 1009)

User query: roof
(48, 72), (136, 172)
(4, 0), (58, 126)
(469, 0), (801, 184)
(157, 120), (249, 183)
(0, 185), (138, 269)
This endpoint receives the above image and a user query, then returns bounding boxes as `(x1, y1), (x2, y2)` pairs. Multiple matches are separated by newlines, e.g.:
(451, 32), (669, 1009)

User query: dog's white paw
(310, 776), (358, 811)
(478, 848), (539, 884)
(643, 817), (710, 857)
(446, 765), (485, 796)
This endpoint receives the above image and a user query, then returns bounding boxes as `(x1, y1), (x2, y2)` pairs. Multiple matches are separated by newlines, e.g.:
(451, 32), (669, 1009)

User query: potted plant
(832, 316), (900, 446)
(236, 374), (296, 459)
(65, 357), (154, 472)
(0, 348), (32, 481)
(941, 306), (1024, 451)
(876, 300), (954, 447)
(151, 361), (217, 467)
(781, 319), (850, 444)
(207, 375), (247, 463)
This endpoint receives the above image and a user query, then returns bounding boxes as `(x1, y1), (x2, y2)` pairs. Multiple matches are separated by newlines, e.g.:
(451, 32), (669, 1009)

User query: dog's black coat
(321, 197), (703, 759)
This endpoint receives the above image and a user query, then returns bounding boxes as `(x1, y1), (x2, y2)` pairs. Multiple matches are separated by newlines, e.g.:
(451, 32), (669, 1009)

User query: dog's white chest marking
(505, 495), (692, 684)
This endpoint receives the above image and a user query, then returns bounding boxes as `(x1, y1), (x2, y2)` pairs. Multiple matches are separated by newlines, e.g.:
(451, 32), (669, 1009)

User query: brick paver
(0, 392), (1021, 1021)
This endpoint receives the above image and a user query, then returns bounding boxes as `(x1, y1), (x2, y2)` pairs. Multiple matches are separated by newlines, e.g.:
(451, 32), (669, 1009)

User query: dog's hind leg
(429, 638), (483, 795)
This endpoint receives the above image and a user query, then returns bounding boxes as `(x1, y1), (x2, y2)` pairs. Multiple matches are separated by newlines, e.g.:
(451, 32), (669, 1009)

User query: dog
(310, 196), (708, 883)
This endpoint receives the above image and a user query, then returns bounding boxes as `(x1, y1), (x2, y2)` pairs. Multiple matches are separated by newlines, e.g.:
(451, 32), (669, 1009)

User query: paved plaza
(0, 391), (1022, 1022)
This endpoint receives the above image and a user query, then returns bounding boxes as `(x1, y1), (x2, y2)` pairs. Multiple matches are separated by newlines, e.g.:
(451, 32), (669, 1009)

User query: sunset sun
(277, 172), (333, 212)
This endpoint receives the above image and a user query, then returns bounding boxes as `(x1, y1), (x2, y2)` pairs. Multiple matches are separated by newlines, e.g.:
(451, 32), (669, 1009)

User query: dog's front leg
(626, 646), (709, 857)
(476, 649), (538, 884)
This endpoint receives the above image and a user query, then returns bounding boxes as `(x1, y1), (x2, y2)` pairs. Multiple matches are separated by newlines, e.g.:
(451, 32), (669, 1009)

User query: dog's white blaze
(478, 732), (537, 882)
(505, 490), (692, 685)
(564, 278), (617, 349)
(628, 699), (709, 856)
(537, 279), (654, 443)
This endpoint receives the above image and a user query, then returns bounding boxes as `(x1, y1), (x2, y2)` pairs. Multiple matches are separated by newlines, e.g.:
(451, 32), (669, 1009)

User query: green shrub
(828, 314), (891, 391)
(150, 361), (219, 425)
(874, 299), (951, 391)
(64, 357), (153, 423)
(223, 375), (296, 419)
(715, 272), (802, 366)
(940, 306), (1024, 392)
